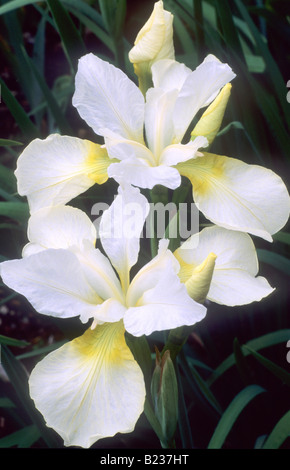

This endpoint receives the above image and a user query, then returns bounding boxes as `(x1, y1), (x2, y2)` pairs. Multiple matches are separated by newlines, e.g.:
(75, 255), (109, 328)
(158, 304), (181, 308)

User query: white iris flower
(0, 185), (206, 447)
(15, 50), (290, 241)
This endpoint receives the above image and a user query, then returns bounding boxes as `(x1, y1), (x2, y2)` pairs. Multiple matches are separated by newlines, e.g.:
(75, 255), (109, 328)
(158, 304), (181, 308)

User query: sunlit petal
(99, 185), (149, 291)
(73, 53), (145, 142)
(29, 321), (145, 448)
(15, 134), (110, 213)
(151, 59), (192, 92)
(159, 136), (208, 166)
(173, 55), (236, 142)
(144, 87), (178, 157)
(125, 239), (206, 336)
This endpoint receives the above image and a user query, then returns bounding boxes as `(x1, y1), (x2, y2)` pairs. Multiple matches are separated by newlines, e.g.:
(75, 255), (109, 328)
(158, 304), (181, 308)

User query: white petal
(77, 248), (125, 304)
(208, 270), (274, 306)
(159, 136), (208, 166)
(108, 158), (181, 190)
(144, 87), (177, 157)
(151, 59), (192, 92)
(0, 249), (102, 323)
(177, 153), (290, 241)
(23, 205), (96, 257)
(125, 239), (206, 336)
(176, 226), (275, 306)
(29, 322), (145, 448)
(102, 128), (156, 165)
(99, 185), (149, 289)
(173, 55), (236, 142)
(73, 53), (145, 142)
(15, 134), (110, 213)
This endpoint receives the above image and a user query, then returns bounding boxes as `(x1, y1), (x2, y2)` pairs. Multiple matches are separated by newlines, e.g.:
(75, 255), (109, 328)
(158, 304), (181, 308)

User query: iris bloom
(0, 185), (206, 447)
(174, 225), (274, 306)
(15, 49), (290, 241)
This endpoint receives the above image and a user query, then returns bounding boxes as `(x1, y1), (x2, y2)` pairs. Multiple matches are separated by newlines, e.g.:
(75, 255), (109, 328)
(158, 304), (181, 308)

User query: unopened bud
(191, 83), (232, 146)
(151, 348), (178, 446)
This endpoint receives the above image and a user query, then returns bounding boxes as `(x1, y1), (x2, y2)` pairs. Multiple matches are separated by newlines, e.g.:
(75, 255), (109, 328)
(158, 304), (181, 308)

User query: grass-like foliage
(0, 0), (289, 449)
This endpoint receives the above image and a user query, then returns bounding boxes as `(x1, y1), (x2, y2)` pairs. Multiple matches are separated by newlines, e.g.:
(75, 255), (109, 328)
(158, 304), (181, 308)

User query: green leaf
(0, 0), (38, 15)
(179, 351), (222, 416)
(214, 0), (244, 58)
(0, 78), (39, 139)
(0, 334), (29, 348)
(273, 231), (290, 246)
(47, 0), (86, 71)
(207, 385), (266, 448)
(0, 163), (17, 196)
(176, 359), (194, 449)
(1, 345), (60, 448)
(0, 397), (16, 408)
(262, 410), (290, 449)
(0, 201), (29, 223)
(207, 329), (290, 387)
(21, 48), (73, 135)
(234, 0), (290, 128)
(257, 249), (290, 276)
(0, 139), (23, 147)
(233, 337), (252, 385)
(243, 345), (290, 387)
(0, 425), (40, 448)
(143, 397), (165, 444)
(125, 333), (152, 394)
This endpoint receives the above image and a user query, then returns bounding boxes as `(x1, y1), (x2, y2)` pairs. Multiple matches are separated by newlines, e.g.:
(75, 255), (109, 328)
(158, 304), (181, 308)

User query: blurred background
(0, 0), (289, 449)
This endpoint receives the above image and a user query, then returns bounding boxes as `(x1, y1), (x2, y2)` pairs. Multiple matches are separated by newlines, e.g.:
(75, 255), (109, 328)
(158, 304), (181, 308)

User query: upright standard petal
(175, 226), (275, 306)
(23, 205), (97, 257)
(176, 152), (290, 241)
(29, 321), (145, 448)
(151, 59), (192, 93)
(99, 185), (149, 291)
(15, 134), (110, 213)
(73, 53), (145, 142)
(144, 87), (177, 158)
(173, 55), (236, 142)
(125, 240), (206, 336)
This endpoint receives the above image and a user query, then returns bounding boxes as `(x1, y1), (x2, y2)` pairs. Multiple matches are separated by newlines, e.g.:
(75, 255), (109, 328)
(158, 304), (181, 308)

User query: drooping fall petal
(176, 152), (290, 241)
(15, 134), (110, 213)
(29, 321), (145, 448)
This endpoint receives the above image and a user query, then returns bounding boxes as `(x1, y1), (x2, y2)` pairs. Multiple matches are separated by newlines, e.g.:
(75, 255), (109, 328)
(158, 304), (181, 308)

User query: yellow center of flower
(85, 141), (114, 184)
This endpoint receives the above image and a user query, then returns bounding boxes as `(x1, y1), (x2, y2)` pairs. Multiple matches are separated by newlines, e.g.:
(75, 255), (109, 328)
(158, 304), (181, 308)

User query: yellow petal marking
(85, 141), (116, 184)
(176, 152), (226, 197)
